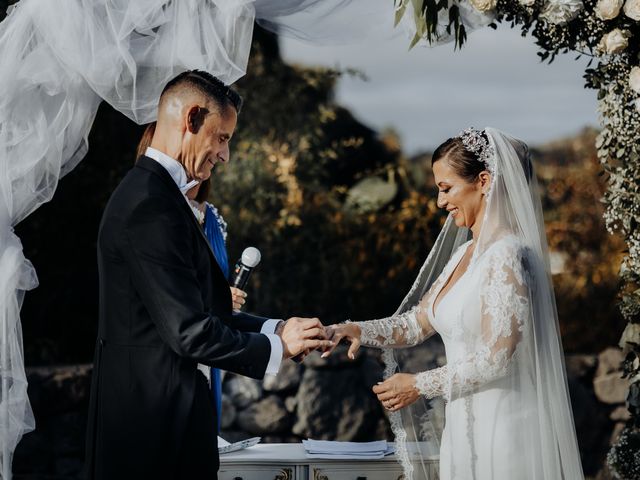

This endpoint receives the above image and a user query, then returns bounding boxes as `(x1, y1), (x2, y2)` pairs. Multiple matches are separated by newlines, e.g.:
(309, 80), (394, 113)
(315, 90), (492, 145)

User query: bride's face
(432, 157), (485, 230)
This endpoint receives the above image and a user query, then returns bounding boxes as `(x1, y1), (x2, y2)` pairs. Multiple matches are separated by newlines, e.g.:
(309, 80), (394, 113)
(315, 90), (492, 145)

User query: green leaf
(394, 1), (408, 27)
(409, 31), (422, 50)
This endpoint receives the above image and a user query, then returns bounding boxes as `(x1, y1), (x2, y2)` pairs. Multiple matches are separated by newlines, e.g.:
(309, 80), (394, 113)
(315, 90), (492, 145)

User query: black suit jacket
(85, 156), (273, 480)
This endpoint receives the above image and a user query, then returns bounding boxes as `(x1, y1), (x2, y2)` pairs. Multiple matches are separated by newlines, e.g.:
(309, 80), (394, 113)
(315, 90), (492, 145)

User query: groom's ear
(185, 105), (207, 134)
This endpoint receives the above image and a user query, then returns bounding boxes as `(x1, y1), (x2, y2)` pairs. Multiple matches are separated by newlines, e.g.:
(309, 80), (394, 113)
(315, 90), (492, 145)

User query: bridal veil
(384, 127), (584, 479)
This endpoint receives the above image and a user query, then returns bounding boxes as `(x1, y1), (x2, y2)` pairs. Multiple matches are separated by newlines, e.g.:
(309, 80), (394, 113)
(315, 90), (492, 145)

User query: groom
(84, 70), (331, 480)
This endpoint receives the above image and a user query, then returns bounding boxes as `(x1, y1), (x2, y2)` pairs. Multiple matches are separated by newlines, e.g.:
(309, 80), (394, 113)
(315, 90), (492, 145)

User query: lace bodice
(353, 236), (531, 401)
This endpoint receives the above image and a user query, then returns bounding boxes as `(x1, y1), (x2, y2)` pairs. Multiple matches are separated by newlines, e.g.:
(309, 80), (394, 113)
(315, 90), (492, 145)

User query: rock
(567, 376), (612, 475)
(49, 412), (87, 456)
(609, 406), (631, 422)
(223, 374), (263, 409)
(236, 395), (291, 435)
(54, 455), (85, 477)
(220, 394), (237, 429)
(13, 430), (51, 475)
(284, 396), (297, 414)
(293, 356), (384, 441)
(219, 429), (252, 443)
(262, 434), (300, 443)
(391, 338), (444, 373)
(303, 346), (362, 369)
(26, 364), (92, 417)
(263, 361), (301, 393)
(596, 348), (624, 377)
(609, 422), (626, 444)
(345, 176), (398, 212)
(593, 373), (628, 404)
(565, 354), (597, 383)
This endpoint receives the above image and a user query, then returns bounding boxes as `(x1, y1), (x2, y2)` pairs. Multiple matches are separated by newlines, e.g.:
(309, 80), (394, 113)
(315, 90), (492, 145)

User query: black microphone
(231, 247), (261, 290)
(232, 247), (304, 364)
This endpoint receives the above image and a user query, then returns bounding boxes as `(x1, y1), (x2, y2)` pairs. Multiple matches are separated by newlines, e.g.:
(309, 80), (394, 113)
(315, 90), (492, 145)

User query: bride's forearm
(349, 307), (433, 348)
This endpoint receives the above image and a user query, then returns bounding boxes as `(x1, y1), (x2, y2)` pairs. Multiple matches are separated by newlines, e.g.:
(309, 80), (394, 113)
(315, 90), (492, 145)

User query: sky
(279, 17), (599, 154)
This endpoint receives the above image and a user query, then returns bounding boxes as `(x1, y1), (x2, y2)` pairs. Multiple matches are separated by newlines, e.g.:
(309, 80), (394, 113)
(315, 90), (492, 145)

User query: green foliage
(537, 129), (627, 351)
(212, 28), (444, 322)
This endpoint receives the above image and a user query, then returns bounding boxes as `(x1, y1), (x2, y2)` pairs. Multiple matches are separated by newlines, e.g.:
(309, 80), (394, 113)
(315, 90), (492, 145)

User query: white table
(219, 443), (439, 480)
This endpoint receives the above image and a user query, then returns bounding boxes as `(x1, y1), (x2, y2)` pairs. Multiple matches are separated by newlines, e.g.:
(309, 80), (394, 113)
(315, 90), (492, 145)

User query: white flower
(518, 0), (536, 6)
(469, 0), (497, 12)
(629, 67), (640, 93)
(623, 0), (640, 20)
(634, 97), (640, 114)
(598, 28), (630, 54)
(595, 0), (623, 19)
(540, 0), (584, 24)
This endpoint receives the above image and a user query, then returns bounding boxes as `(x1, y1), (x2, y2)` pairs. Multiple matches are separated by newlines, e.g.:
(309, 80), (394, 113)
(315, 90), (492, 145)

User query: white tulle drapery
(0, 0), (494, 477)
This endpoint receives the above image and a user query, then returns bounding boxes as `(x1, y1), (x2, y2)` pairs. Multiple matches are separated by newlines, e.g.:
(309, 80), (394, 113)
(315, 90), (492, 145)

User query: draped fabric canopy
(0, 1), (491, 478)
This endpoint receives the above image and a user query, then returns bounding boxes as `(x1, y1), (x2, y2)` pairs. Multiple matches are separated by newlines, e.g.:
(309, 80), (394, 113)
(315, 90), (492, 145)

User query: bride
(325, 128), (584, 479)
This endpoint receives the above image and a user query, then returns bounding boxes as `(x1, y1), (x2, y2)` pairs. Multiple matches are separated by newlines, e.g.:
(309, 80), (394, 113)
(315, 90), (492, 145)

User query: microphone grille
(241, 247), (261, 268)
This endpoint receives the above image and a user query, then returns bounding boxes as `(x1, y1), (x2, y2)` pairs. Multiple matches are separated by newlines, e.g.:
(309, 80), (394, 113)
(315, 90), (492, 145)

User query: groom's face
(182, 104), (237, 181)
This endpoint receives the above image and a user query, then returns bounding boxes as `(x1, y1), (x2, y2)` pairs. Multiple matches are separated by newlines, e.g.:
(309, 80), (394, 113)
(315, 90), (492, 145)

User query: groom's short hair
(160, 70), (243, 114)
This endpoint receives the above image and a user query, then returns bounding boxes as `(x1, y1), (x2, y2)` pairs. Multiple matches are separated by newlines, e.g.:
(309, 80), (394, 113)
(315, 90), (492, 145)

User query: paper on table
(218, 436), (261, 454)
(302, 439), (394, 460)
(303, 439), (387, 453)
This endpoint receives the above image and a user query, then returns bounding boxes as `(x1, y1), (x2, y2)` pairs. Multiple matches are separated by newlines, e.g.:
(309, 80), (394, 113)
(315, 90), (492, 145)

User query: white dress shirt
(144, 147), (283, 376)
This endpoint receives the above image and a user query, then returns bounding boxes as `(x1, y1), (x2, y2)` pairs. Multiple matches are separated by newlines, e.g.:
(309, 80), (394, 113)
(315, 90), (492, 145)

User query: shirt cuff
(264, 333), (283, 377)
(260, 319), (283, 335)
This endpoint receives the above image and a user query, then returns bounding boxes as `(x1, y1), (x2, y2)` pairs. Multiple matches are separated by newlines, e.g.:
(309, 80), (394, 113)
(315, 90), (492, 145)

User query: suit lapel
(135, 156), (232, 310)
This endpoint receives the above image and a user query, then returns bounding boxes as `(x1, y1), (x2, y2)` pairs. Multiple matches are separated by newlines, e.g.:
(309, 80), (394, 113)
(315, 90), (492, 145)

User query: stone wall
(13, 345), (628, 479)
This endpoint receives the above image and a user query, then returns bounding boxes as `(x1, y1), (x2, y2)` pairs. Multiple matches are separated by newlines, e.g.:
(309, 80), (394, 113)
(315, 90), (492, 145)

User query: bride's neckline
(431, 240), (474, 318)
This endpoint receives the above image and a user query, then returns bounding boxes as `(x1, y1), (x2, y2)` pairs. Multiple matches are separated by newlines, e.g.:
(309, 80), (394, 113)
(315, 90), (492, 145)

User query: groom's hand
(277, 317), (333, 359)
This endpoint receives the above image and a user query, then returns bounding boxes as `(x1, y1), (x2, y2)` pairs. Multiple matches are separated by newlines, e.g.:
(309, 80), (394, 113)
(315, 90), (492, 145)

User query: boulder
(567, 376), (612, 475)
(220, 394), (237, 430)
(596, 348), (624, 377)
(219, 429), (252, 443)
(593, 348), (628, 405)
(293, 352), (384, 441)
(223, 374), (263, 409)
(565, 354), (597, 384)
(26, 364), (92, 417)
(263, 361), (302, 393)
(609, 406), (631, 422)
(236, 395), (291, 435)
(593, 373), (628, 404)
(284, 396), (297, 414)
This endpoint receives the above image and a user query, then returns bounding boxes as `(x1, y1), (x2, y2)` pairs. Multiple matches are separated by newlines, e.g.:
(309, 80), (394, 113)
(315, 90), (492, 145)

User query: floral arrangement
(395, 0), (640, 474)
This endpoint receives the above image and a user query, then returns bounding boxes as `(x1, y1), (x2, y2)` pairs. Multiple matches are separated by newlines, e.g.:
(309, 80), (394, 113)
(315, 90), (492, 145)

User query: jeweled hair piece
(458, 127), (496, 175)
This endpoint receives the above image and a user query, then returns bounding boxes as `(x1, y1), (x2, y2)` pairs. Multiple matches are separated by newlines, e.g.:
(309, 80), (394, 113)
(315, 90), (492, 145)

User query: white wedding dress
(351, 128), (584, 480)
(355, 234), (539, 479)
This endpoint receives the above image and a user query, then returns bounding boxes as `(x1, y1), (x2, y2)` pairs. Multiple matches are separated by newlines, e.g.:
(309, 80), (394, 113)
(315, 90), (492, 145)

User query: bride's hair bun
(432, 129), (492, 183)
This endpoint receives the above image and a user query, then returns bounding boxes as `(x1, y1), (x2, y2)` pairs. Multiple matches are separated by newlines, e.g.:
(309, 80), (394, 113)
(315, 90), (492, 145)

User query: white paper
(302, 439), (394, 459)
(218, 436), (261, 454)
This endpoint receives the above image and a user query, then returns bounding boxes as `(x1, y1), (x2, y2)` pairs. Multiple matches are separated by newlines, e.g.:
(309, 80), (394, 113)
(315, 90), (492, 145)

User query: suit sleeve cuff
(261, 319), (282, 335)
(264, 333), (283, 376)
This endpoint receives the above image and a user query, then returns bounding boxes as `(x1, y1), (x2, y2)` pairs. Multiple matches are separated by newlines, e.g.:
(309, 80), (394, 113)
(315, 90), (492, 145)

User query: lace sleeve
(349, 293), (435, 348)
(414, 241), (530, 400)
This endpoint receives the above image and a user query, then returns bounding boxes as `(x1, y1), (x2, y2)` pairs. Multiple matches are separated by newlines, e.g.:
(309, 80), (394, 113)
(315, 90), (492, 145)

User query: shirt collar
(145, 147), (199, 194)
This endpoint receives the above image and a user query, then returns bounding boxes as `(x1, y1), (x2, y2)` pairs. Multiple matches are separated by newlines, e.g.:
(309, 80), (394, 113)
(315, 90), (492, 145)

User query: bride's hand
(320, 323), (361, 360)
(373, 373), (420, 412)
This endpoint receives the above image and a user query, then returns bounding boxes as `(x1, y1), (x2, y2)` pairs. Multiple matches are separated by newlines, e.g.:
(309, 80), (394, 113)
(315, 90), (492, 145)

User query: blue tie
(203, 204), (229, 433)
